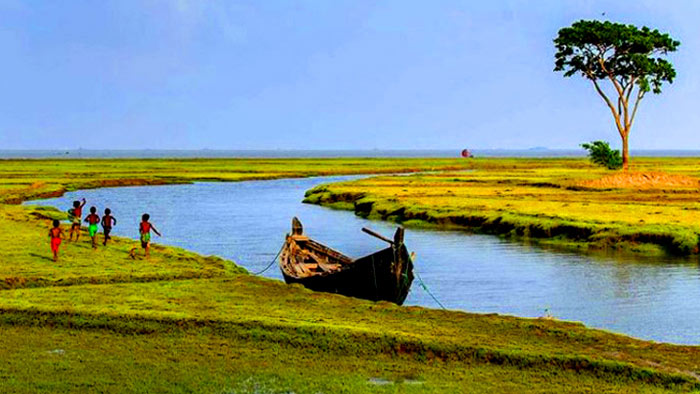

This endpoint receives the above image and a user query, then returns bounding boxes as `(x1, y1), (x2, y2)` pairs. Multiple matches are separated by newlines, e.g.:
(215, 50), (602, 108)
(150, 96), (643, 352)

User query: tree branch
(595, 46), (625, 99)
(628, 88), (646, 130)
(594, 46), (635, 137)
(589, 75), (625, 136)
(625, 76), (636, 103)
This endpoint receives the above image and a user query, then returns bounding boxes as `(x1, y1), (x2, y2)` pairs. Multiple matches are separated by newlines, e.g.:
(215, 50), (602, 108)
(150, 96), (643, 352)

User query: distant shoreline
(3, 149), (700, 159)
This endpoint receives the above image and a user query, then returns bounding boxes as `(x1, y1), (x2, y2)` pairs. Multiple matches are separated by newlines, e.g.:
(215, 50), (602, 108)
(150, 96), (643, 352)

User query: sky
(0, 0), (698, 150)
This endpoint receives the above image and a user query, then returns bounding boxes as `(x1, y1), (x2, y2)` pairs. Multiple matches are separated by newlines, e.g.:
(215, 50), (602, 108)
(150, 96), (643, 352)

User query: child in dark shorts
(101, 208), (117, 246)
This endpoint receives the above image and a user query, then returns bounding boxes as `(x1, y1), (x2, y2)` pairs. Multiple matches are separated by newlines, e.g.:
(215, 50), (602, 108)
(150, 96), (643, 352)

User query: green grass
(1, 158), (699, 392)
(0, 205), (242, 289)
(3, 325), (679, 394)
(304, 157), (700, 256)
(2, 277), (700, 380)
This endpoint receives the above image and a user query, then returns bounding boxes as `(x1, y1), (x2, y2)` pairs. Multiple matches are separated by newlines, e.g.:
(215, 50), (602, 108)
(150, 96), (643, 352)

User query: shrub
(581, 141), (623, 170)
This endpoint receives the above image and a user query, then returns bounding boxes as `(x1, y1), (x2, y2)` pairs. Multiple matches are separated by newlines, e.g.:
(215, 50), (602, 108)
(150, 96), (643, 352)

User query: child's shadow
(29, 253), (54, 262)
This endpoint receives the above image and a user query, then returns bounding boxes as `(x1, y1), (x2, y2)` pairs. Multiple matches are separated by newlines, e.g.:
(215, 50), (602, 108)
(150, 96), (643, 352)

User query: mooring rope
(252, 244), (285, 276)
(414, 267), (446, 310)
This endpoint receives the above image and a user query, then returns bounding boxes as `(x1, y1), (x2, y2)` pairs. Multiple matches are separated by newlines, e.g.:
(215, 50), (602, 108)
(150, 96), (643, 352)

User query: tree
(554, 20), (679, 170)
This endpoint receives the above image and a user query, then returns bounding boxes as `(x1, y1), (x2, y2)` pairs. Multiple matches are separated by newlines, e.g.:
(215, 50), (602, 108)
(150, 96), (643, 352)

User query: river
(25, 175), (700, 345)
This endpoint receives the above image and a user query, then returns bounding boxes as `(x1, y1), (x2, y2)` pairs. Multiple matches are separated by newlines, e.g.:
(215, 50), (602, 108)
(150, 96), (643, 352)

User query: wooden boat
(279, 217), (414, 305)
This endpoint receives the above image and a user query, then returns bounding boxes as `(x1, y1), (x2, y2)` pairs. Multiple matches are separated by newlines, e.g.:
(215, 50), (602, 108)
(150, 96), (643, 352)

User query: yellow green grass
(304, 157), (700, 256)
(0, 205), (242, 290)
(1, 158), (700, 392)
(2, 325), (682, 394)
(0, 158), (474, 204)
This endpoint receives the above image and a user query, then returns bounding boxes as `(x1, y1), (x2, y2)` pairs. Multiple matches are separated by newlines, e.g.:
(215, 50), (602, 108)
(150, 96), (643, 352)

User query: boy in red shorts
(48, 220), (64, 262)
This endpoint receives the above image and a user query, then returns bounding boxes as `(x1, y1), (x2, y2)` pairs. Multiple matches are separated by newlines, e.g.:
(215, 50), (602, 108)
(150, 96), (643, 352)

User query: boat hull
(282, 243), (414, 305)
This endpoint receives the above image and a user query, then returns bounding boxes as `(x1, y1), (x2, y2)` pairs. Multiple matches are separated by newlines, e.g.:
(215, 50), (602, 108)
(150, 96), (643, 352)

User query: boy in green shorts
(130, 213), (161, 259)
(84, 206), (101, 249)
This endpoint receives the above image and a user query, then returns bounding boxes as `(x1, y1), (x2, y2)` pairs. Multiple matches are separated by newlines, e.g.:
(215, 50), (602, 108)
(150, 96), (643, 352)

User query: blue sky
(1, 0), (698, 150)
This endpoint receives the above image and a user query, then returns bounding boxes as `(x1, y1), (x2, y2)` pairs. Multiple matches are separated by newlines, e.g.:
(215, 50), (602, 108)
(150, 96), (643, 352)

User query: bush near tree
(581, 141), (623, 170)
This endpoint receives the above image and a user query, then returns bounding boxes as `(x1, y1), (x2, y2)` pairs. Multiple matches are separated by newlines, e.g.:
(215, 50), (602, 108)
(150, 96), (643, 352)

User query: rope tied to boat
(412, 253), (446, 310)
(252, 244), (285, 276)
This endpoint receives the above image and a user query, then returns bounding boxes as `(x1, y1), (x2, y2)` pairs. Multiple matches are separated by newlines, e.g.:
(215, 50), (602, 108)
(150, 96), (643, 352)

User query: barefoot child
(68, 198), (86, 241)
(101, 208), (117, 246)
(48, 220), (64, 262)
(130, 213), (161, 259)
(84, 207), (101, 249)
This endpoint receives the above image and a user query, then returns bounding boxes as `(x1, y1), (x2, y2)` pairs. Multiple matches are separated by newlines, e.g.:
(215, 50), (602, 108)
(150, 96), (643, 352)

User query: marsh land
(306, 158), (700, 256)
(1, 158), (700, 393)
(25, 174), (700, 344)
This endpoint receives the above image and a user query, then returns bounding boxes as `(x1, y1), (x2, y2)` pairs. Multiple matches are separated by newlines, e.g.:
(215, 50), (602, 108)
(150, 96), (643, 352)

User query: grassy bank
(1, 158), (699, 392)
(0, 158), (474, 204)
(304, 157), (700, 256)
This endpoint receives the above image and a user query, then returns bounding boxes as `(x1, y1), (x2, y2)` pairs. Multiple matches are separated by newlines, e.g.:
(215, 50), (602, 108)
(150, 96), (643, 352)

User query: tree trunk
(621, 135), (629, 170)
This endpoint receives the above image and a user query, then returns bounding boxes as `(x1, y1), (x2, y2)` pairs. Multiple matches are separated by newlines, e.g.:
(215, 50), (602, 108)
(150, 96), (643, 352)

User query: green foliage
(554, 20), (679, 94)
(581, 141), (623, 170)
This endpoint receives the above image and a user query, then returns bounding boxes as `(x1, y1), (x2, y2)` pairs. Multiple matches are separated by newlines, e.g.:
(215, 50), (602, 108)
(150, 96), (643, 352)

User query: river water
(25, 176), (700, 345)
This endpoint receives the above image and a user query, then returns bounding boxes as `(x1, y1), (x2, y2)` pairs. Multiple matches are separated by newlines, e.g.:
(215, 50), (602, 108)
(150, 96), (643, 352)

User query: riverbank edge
(302, 185), (699, 257)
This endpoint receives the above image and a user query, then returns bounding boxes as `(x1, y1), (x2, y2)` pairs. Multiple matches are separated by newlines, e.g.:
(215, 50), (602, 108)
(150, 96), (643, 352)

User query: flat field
(305, 157), (700, 256)
(0, 158), (699, 393)
(0, 158), (474, 204)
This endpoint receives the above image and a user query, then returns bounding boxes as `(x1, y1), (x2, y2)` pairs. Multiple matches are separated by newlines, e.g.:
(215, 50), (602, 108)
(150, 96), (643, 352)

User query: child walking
(101, 208), (117, 246)
(84, 207), (101, 249)
(67, 198), (86, 241)
(130, 213), (161, 259)
(48, 220), (64, 262)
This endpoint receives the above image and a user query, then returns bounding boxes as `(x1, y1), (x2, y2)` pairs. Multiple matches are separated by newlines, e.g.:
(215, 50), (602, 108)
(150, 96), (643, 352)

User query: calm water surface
(26, 176), (700, 345)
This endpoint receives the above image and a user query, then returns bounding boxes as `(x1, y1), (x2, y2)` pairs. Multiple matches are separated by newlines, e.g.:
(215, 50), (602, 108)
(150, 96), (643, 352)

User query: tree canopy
(554, 20), (679, 169)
